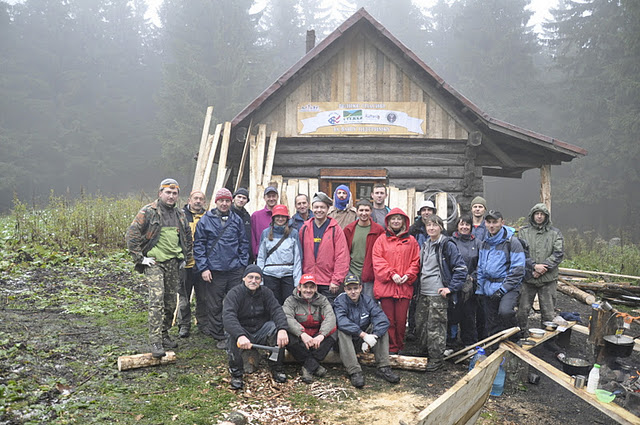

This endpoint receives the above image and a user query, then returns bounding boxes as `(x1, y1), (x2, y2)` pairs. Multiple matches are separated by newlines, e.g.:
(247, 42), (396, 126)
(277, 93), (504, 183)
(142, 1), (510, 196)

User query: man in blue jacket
(334, 274), (400, 388)
(194, 188), (249, 349)
(476, 210), (525, 337)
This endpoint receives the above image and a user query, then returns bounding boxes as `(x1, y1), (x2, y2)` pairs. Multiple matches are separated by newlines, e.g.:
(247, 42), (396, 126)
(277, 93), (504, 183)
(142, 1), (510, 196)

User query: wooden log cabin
(223, 8), (586, 217)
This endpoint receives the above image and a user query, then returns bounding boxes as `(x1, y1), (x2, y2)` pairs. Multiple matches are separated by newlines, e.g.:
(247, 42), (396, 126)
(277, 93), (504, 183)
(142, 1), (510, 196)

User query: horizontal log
(273, 152), (466, 167)
(557, 280), (596, 306)
(284, 350), (427, 371)
(276, 139), (466, 154)
(569, 282), (640, 295)
(117, 351), (177, 371)
(559, 267), (640, 281)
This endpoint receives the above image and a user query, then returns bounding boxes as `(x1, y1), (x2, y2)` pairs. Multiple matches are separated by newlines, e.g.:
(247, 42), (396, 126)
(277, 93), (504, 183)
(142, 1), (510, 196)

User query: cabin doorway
(318, 168), (387, 203)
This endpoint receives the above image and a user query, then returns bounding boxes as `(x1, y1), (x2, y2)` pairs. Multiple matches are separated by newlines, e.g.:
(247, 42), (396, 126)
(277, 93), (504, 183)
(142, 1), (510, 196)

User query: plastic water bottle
(490, 357), (506, 396)
(587, 363), (601, 394)
(469, 347), (487, 371)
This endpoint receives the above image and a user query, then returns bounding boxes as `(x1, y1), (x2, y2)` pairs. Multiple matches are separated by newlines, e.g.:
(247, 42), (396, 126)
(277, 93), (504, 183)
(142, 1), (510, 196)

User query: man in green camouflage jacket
(126, 178), (193, 358)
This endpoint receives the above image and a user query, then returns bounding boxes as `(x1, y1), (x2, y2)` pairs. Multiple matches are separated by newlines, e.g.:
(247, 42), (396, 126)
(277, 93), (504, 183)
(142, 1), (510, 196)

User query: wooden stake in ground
(192, 106), (214, 191)
(117, 352), (176, 371)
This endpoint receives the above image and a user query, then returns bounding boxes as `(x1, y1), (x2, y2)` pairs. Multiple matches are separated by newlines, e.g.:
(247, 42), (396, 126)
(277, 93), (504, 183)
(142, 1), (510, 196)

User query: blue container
(469, 347), (487, 371)
(490, 358), (506, 396)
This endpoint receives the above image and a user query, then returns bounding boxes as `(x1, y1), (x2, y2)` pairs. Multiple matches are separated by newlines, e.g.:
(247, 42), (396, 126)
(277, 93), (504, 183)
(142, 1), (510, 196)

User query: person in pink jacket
(299, 192), (350, 305)
(372, 208), (420, 354)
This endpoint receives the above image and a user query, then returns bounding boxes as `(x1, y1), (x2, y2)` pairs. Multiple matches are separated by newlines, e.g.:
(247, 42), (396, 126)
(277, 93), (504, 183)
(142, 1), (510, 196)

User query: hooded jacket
(333, 291), (390, 339)
(257, 224), (302, 285)
(343, 219), (385, 283)
(299, 217), (350, 287)
(282, 287), (336, 338)
(126, 200), (193, 273)
(193, 208), (249, 272)
(451, 231), (480, 278)
(372, 208), (421, 300)
(421, 234), (468, 294)
(476, 225), (525, 296)
(518, 203), (564, 286)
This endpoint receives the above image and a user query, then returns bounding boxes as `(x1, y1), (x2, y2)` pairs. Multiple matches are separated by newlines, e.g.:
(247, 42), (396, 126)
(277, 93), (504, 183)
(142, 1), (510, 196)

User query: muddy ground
(1, 264), (639, 424)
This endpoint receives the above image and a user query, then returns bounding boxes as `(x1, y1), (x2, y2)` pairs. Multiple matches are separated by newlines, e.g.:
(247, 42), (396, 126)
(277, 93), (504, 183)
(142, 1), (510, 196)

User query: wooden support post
(201, 124), (222, 195)
(117, 352), (177, 371)
(234, 119), (252, 192)
(192, 106), (214, 191)
(262, 131), (278, 187)
(435, 192), (448, 231)
(256, 124), (267, 183)
(212, 122), (232, 197)
(249, 135), (259, 213)
(540, 164), (551, 213)
(407, 187), (416, 221)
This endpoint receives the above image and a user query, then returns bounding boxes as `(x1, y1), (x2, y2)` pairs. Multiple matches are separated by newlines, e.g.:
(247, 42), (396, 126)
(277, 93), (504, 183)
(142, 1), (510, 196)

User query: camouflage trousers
(415, 295), (448, 361)
(517, 280), (557, 330)
(144, 259), (180, 344)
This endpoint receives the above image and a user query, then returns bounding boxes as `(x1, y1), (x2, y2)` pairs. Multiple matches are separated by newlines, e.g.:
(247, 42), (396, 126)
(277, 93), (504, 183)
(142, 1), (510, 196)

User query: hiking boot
(178, 327), (190, 338)
(426, 359), (443, 372)
(376, 366), (400, 383)
(350, 372), (365, 388)
(272, 371), (287, 383)
(230, 376), (244, 390)
(215, 338), (228, 350)
(162, 336), (178, 349)
(151, 342), (166, 358)
(301, 367), (314, 384)
(314, 365), (327, 377)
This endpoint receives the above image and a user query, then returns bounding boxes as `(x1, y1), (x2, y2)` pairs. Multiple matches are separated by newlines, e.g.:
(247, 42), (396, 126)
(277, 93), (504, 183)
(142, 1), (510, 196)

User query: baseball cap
(485, 210), (503, 220)
(344, 274), (361, 286)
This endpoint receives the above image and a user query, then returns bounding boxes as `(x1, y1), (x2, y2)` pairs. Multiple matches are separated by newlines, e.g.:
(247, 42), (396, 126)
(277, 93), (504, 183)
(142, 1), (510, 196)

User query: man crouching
(334, 274), (400, 388)
(222, 265), (288, 390)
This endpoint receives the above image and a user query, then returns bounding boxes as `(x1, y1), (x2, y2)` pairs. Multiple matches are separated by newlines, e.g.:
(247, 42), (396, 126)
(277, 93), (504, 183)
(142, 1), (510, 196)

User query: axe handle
(249, 343), (279, 353)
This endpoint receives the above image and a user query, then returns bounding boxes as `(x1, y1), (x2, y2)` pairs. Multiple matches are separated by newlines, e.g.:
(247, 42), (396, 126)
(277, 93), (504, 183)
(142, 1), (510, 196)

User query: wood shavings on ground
(309, 381), (351, 402)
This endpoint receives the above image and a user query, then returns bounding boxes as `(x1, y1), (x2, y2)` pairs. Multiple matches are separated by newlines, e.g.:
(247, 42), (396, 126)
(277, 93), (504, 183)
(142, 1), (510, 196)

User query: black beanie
(243, 264), (263, 278)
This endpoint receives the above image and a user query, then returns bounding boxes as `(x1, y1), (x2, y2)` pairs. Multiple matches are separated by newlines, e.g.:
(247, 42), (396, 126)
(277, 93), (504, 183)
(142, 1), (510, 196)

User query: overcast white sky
(145, 0), (558, 32)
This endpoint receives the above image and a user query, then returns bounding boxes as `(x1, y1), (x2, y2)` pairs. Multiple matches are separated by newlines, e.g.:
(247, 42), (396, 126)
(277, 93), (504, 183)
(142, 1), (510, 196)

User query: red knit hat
(214, 188), (232, 202)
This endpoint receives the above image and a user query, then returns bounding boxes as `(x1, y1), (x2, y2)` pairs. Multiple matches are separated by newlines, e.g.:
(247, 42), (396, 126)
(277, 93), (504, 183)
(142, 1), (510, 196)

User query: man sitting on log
(222, 265), (289, 390)
(334, 274), (400, 388)
(283, 274), (336, 384)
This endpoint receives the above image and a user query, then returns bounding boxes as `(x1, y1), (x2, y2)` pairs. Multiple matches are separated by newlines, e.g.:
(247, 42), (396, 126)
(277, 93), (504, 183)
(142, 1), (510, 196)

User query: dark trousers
(227, 321), (283, 376)
(475, 295), (488, 340)
(263, 274), (295, 305)
(204, 268), (243, 340)
(482, 289), (520, 336)
(448, 296), (478, 346)
(318, 284), (342, 306)
(177, 268), (207, 331)
(286, 333), (335, 373)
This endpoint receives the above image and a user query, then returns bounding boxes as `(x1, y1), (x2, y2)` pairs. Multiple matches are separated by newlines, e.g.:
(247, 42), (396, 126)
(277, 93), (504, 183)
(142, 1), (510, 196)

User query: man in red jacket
(299, 192), (349, 305)
(343, 199), (385, 299)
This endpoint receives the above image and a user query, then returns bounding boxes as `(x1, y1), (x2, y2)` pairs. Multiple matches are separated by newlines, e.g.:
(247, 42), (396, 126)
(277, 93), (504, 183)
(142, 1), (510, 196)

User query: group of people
(126, 179), (564, 390)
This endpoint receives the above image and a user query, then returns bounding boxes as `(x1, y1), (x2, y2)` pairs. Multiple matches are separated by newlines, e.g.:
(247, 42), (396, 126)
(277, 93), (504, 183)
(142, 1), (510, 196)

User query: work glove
(179, 261), (186, 269)
(490, 288), (505, 302)
(141, 257), (156, 266)
(362, 333), (378, 351)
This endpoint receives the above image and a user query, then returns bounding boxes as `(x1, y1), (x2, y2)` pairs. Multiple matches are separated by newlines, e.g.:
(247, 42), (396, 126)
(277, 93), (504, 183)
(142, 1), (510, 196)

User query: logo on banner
(386, 113), (397, 123)
(327, 112), (341, 125)
(343, 110), (363, 122)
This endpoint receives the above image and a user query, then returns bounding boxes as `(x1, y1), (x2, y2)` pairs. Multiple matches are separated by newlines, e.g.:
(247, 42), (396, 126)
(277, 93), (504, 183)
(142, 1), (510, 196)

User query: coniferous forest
(1, 0), (639, 239)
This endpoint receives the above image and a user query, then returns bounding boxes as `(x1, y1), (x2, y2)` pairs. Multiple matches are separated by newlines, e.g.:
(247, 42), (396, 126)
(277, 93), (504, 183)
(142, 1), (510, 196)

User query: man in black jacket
(222, 265), (289, 390)
(232, 188), (253, 263)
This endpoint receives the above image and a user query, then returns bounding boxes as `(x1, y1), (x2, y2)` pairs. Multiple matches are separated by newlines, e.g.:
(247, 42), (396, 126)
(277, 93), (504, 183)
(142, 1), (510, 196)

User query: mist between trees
(1, 0), (639, 240)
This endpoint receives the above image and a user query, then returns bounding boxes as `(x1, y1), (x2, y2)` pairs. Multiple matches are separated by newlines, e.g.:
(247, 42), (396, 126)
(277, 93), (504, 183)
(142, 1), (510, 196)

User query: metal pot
(604, 334), (636, 358)
(559, 356), (592, 376)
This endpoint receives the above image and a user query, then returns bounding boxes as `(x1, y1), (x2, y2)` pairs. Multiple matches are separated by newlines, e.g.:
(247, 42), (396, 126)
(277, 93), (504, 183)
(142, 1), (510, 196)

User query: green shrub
(563, 229), (640, 277)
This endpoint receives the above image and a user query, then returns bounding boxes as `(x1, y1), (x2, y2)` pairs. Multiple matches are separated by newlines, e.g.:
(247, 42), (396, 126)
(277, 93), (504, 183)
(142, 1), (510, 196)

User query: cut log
(559, 267), (640, 281)
(284, 350), (427, 371)
(117, 351), (176, 371)
(567, 281), (640, 295)
(558, 279), (597, 305)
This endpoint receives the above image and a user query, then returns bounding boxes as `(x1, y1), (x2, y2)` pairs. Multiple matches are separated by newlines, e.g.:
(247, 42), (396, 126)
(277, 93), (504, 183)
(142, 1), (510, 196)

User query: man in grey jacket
(516, 203), (564, 331)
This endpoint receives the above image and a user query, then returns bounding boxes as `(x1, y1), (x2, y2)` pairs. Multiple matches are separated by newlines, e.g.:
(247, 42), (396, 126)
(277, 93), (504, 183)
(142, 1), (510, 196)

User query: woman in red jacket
(372, 208), (421, 354)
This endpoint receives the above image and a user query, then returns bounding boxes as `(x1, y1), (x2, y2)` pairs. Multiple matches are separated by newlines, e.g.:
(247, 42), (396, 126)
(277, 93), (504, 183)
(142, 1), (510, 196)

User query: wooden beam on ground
(117, 352), (176, 371)
(234, 119), (252, 192)
(540, 164), (551, 212)
(502, 341), (640, 425)
(560, 268), (640, 281)
(411, 347), (504, 425)
(454, 327), (520, 364)
(262, 131), (278, 187)
(445, 327), (516, 361)
(212, 122), (232, 196)
(558, 279), (597, 305)
(192, 106), (214, 191)
(201, 124), (222, 195)
(284, 351), (427, 371)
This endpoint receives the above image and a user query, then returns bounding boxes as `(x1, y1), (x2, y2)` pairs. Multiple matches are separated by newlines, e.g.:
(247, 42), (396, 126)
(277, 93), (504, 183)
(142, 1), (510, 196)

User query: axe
(238, 341), (280, 362)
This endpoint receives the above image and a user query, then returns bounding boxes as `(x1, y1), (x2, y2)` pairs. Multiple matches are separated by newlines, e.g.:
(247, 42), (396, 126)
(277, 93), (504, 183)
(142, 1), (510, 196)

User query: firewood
(117, 351), (176, 371)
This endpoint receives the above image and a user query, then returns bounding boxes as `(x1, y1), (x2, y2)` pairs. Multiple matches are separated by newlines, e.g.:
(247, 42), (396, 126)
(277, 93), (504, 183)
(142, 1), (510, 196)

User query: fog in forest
(1, 0), (638, 240)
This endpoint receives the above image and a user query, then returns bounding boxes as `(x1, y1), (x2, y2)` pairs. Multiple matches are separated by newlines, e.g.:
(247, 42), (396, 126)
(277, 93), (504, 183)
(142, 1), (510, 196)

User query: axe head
(248, 343), (280, 362)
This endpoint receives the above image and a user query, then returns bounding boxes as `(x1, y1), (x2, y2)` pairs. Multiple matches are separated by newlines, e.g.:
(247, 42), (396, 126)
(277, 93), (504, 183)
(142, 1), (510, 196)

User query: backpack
(507, 235), (534, 282)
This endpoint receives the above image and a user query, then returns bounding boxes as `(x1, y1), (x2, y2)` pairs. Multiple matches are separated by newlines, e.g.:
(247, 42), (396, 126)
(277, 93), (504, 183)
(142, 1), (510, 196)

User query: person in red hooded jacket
(372, 208), (421, 354)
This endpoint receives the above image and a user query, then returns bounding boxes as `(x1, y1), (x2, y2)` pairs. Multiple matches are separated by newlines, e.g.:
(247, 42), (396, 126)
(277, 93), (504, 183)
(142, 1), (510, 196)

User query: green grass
(563, 229), (640, 277)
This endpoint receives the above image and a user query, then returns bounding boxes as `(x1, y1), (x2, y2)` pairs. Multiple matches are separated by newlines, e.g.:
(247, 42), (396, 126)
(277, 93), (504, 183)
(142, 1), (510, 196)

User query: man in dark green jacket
(517, 203), (564, 331)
